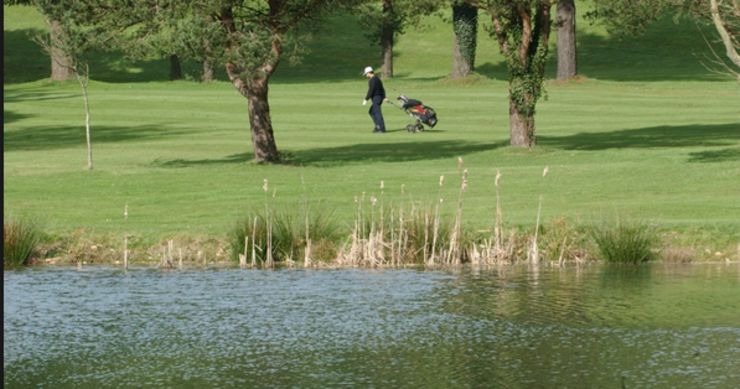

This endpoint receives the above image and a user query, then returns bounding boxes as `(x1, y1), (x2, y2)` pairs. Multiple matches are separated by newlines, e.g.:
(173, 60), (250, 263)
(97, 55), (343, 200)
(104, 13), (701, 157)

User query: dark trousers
(368, 95), (386, 132)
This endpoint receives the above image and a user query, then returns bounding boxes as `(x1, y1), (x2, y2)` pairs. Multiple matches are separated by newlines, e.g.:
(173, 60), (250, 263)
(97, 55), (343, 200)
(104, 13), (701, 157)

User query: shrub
(4, 214), (42, 267)
(587, 213), (658, 264)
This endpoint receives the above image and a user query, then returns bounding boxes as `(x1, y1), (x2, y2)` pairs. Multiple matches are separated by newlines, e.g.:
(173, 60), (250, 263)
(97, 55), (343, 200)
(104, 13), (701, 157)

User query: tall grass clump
(538, 215), (593, 266)
(587, 213), (659, 264)
(228, 201), (340, 267)
(4, 214), (43, 267)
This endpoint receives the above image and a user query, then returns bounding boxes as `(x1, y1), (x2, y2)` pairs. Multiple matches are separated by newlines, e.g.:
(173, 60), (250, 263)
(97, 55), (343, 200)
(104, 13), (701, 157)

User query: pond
(4, 263), (739, 388)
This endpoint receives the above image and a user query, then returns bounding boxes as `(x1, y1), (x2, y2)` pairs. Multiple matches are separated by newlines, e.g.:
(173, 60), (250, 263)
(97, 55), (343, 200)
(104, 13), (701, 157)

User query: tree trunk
(202, 19), (216, 82)
(487, 2), (551, 148)
(709, 0), (740, 70)
(556, 0), (577, 80)
(451, 3), (477, 79)
(49, 19), (76, 82)
(246, 78), (279, 162)
(81, 75), (93, 171)
(74, 62), (93, 170)
(224, 64), (280, 163)
(170, 54), (182, 80)
(452, 36), (471, 78)
(508, 97), (535, 147)
(220, 6), (281, 163)
(203, 60), (215, 82)
(380, 0), (394, 79)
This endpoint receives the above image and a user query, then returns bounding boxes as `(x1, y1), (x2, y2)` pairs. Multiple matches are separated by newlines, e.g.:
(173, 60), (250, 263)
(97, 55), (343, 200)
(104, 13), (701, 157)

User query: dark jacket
(365, 75), (386, 101)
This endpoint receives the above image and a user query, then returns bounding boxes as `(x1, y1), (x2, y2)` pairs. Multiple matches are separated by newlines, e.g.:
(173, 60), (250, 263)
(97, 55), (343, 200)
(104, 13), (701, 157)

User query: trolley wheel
(415, 124), (424, 132)
(406, 124), (417, 133)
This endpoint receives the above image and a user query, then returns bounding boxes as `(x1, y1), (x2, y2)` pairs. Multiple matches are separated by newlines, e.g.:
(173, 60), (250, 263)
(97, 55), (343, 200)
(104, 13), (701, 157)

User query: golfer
(362, 66), (388, 133)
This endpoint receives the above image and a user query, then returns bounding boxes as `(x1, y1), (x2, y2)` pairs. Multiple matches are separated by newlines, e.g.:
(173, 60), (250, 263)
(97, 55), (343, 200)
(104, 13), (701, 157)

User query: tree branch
(710, 0), (740, 69)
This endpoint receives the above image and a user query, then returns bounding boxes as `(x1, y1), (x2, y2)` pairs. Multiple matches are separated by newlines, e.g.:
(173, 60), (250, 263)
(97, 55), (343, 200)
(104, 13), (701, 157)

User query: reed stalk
(493, 170), (504, 262)
(449, 158), (467, 265)
(123, 236), (129, 270)
(530, 166), (549, 263)
(251, 217), (257, 267)
(239, 236), (248, 268)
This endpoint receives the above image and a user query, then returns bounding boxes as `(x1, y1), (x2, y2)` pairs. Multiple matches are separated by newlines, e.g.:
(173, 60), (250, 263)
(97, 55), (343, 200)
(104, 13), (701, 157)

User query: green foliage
(34, 0), (110, 54)
(355, 0), (442, 44)
(539, 215), (593, 263)
(478, 1), (551, 118)
(585, 0), (672, 36)
(586, 0), (738, 41)
(103, 0), (341, 80)
(587, 213), (659, 264)
(4, 213), (42, 267)
(452, 2), (478, 66)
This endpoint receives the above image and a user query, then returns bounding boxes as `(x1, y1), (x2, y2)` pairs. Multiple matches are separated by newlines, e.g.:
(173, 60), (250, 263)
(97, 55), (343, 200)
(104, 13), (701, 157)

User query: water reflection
(4, 263), (739, 388)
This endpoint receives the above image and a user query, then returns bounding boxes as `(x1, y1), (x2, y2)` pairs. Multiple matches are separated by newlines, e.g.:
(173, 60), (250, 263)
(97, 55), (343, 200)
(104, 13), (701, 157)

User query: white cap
(363, 66), (373, 76)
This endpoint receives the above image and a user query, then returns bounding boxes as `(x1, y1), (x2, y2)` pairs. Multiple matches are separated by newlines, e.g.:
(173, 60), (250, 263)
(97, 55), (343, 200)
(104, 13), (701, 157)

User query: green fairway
(4, 5), (739, 262)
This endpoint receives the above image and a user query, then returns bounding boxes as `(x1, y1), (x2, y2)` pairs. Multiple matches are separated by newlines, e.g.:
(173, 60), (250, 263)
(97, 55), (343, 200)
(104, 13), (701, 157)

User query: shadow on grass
(4, 109), (32, 125)
(688, 147), (740, 163)
(540, 123), (739, 162)
(3, 28), (49, 85)
(297, 139), (503, 165)
(154, 140), (505, 168)
(3, 88), (78, 105)
(3, 123), (190, 152)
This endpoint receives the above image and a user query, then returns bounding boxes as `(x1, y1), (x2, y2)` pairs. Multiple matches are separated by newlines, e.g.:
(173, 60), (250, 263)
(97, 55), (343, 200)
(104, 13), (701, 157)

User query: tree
(707, 0), (739, 84)
(587, 0), (739, 87)
(32, 1), (107, 170)
(4, 0), (76, 81)
(91, 0), (351, 163)
(355, 0), (441, 78)
(451, 1), (478, 78)
(556, 0), (576, 80)
(468, 0), (554, 147)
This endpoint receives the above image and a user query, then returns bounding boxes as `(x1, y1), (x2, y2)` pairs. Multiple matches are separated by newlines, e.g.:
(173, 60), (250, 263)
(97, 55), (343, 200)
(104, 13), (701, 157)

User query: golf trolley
(389, 95), (438, 133)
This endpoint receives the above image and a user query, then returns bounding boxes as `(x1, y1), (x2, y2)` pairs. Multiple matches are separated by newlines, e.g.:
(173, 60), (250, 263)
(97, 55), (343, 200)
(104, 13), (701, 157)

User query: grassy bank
(4, 5), (739, 265)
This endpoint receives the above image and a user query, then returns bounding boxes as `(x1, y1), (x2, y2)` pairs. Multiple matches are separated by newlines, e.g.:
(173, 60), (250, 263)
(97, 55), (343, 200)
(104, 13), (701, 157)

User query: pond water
(4, 263), (740, 389)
